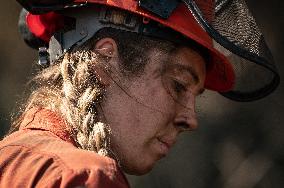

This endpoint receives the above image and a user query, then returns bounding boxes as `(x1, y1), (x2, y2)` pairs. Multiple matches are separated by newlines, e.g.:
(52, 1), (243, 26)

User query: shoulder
(0, 130), (129, 188)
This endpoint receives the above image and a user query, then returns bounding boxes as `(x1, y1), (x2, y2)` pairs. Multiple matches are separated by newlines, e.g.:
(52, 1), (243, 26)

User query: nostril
(176, 122), (190, 131)
(174, 117), (198, 131)
(175, 121), (190, 131)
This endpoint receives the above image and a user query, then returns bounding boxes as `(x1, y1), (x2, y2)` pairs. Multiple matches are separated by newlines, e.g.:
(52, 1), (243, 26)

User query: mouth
(155, 137), (175, 156)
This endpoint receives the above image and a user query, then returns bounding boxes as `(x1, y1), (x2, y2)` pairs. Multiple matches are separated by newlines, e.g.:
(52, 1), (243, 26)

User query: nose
(174, 93), (198, 131)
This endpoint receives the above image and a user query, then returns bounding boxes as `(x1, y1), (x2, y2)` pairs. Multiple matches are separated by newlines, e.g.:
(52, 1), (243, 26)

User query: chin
(123, 162), (155, 175)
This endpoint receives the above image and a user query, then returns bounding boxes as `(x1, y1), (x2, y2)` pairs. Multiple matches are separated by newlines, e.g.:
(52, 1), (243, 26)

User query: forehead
(165, 46), (207, 77)
(139, 44), (207, 82)
(170, 46), (206, 67)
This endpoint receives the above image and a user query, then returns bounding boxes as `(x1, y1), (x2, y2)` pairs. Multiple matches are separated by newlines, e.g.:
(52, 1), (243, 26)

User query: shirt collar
(19, 107), (77, 146)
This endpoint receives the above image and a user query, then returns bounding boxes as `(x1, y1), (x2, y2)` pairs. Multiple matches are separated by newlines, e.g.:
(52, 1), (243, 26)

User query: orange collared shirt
(0, 108), (130, 188)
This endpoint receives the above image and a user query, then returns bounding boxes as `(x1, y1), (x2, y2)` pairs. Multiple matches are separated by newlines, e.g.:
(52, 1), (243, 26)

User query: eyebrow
(167, 62), (205, 95)
(167, 62), (199, 84)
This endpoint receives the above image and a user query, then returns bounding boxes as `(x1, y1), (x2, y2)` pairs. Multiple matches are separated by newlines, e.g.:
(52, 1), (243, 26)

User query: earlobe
(95, 37), (118, 58)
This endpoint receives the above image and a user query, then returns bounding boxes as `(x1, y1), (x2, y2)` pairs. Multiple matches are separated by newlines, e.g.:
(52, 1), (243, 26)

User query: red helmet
(17, 0), (279, 101)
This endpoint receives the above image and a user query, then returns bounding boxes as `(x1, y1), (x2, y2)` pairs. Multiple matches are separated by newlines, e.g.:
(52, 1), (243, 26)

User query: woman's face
(100, 45), (206, 175)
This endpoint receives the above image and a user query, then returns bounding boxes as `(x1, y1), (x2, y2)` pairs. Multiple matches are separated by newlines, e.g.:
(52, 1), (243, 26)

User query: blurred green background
(1, 1), (283, 188)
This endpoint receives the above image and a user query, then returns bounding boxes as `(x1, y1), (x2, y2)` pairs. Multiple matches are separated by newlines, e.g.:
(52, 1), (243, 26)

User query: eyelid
(173, 79), (188, 93)
(174, 79), (188, 87)
(172, 75), (192, 87)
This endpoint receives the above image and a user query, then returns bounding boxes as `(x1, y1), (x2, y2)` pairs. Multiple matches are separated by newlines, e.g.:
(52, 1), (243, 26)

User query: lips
(158, 138), (174, 149)
(156, 137), (176, 155)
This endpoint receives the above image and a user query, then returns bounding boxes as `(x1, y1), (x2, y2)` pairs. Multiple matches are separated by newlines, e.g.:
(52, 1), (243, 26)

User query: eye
(173, 80), (187, 93)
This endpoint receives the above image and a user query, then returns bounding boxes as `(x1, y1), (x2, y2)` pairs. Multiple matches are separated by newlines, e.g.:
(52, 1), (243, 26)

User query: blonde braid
(59, 50), (113, 157)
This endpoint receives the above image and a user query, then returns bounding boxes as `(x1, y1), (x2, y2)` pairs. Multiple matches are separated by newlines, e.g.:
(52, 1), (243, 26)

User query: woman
(0, 0), (279, 187)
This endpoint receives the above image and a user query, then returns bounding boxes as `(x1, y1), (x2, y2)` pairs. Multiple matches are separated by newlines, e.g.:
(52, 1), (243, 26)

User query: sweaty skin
(100, 46), (206, 175)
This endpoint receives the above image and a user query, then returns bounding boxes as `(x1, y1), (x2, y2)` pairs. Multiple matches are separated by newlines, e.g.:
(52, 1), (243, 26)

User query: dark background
(1, 1), (283, 188)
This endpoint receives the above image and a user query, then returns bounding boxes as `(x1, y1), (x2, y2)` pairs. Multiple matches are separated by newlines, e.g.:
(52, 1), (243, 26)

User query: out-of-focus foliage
(1, 0), (283, 187)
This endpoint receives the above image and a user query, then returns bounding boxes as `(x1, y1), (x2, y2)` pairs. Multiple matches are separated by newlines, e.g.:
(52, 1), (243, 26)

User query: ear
(92, 38), (119, 86)
(95, 37), (118, 58)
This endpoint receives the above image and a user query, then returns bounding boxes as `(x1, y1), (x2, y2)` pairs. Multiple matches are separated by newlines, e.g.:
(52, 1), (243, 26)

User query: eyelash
(173, 80), (187, 93)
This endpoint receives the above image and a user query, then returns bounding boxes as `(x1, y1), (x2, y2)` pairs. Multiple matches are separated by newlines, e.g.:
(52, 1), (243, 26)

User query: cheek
(133, 77), (176, 115)
(103, 75), (176, 174)
(109, 114), (159, 174)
